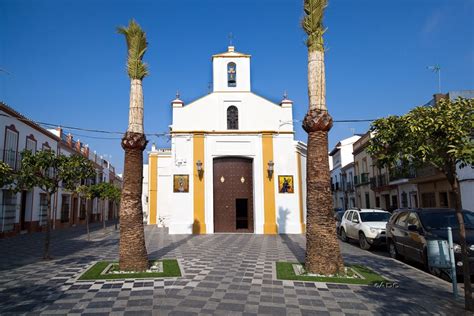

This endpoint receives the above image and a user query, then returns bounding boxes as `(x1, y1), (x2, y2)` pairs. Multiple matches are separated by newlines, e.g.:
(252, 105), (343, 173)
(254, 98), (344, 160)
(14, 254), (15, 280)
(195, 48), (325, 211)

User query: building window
(375, 196), (380, 208)
(401, 192), (408, 208)
(439, 192), (449, 207)
(1, 190), (16, 232)
(365, 193), (370, 209)
(26, 135), (37, 153)
(61, 195), (70, 223)
(227, 106), (239, 130)
(421, 192), (436, 208)
(227, 62), (236, 87)
(4, 125), (19, 169)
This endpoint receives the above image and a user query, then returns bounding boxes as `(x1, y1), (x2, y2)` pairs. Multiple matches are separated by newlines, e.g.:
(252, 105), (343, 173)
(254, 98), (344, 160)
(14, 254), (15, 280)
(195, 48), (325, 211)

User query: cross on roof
(228, 32), (234, 46)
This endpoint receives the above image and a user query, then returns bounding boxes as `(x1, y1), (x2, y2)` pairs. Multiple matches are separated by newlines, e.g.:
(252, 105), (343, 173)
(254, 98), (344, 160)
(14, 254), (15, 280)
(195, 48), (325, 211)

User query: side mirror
(352, 218), (359, 224)
(407, 224), (418, 232)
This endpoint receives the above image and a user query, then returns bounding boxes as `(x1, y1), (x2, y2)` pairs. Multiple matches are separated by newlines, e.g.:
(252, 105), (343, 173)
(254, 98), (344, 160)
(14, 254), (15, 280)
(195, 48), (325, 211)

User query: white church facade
(144, 46), (307, 234)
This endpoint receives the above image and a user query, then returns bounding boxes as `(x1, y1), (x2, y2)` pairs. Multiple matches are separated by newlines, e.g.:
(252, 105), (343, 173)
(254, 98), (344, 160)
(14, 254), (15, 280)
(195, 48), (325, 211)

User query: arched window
(227, 62), (236, 87)
(227, 106), (238, 130)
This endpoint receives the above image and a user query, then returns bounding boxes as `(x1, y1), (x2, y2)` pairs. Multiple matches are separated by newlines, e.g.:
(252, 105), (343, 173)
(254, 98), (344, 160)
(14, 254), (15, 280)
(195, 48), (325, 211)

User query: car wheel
(359, 232), (371, 250)
(340, 228), (348, 242)
(388, 239), (400, 259)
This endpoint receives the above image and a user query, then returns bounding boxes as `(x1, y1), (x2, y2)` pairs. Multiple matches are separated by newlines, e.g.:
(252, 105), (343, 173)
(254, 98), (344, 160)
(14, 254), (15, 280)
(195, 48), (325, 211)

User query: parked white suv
(339, 209), (391, 250)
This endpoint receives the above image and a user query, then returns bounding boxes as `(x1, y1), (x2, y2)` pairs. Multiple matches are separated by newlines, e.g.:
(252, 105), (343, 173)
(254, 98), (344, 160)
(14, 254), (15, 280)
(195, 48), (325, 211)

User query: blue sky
(1, 0), (473, 173)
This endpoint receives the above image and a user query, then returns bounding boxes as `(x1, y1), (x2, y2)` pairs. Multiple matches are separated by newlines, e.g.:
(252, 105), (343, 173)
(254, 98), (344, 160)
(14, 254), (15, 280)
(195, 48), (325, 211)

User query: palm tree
(301, 0), (344, 275)
(117, 19), (149, 271)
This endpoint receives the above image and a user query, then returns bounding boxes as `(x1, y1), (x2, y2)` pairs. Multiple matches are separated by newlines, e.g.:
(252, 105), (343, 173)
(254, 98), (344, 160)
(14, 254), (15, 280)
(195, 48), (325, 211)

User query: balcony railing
(360, 173), (370, 184)
(389, 166), (416, 182)
(370, 173), (391, 190)
(345, 182), (354, 191)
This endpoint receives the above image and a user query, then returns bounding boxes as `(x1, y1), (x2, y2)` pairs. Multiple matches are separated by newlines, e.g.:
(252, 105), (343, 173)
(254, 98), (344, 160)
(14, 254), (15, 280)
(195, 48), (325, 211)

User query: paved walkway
(0, 224), (466, 315)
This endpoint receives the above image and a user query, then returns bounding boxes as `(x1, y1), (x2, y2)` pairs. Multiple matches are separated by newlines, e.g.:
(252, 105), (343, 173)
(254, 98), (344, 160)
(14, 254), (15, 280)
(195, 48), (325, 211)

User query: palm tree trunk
(303, 49), (344, 275)
(308, 50), (326, 111)
(119, 78), (148, 271)
(127, 79), (144, 134)
(119, 131), (148, 271)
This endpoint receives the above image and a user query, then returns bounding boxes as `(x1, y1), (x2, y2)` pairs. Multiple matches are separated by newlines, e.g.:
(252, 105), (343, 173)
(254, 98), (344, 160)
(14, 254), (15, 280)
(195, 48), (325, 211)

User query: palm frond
(302, 0), (328, 51)
(117, 19), (149, 80)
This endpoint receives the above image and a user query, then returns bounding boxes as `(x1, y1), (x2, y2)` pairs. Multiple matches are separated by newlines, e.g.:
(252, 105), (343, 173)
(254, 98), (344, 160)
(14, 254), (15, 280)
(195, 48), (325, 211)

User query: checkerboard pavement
(0, 223), (466, 315)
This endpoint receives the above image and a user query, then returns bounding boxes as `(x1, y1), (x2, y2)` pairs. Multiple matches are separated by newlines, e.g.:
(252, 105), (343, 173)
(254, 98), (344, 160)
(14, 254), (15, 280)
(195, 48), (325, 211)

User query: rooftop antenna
(228, 32), (234, 46)
(176, 90), (180, 99)
(427, 65), (441, 93)
(283, 90), (288, 100)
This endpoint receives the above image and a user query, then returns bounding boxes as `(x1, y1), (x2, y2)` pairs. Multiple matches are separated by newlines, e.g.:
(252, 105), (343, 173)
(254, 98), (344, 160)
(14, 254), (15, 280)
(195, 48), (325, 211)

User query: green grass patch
(78, 259), (181, 280)
(276, 262), (389, 285)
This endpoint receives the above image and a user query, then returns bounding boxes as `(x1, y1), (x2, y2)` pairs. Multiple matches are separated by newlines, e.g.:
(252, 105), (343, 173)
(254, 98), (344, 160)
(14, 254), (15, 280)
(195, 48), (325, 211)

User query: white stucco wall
(172, 92), (293, 133)
(458, 164), (474, 211)
(213, 53), (251, 92)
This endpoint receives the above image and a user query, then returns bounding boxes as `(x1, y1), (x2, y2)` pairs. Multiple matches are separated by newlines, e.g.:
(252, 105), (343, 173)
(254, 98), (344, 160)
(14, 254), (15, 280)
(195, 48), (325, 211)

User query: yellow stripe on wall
(148, 154), (158, 225)
(296, 152), (306, 233)
(262, 133), (277, 234)
(193, 133), (206, 234)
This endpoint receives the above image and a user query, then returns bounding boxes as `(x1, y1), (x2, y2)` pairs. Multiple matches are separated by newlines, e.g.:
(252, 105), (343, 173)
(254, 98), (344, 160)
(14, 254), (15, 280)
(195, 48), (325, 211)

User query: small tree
(0, 162), (14, 187)
(16, 150), (95, 259)
(76, 184), (96, 241)
(367, 97), (474, 310)
(91, 182), (121, 230)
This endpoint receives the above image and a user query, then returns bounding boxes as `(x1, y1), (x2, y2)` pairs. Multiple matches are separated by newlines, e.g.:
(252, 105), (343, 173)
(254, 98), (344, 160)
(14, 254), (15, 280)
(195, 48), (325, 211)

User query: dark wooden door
(213, 157), (254, 233)
(20, 191), (27, 230)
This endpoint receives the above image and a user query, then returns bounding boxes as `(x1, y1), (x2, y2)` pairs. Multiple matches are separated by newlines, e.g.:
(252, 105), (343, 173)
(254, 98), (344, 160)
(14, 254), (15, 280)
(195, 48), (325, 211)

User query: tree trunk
(450, 177), (473, 311)
(119, 131), (148, 271)
(114, 201), (118, 230)
(303, 44), (344, 274)
(102, 200), (106, 230)
(127, 79), (144, 134)
(85, 198), (90, 241)
(308, 50), (326, 111)
(303, 109), (344, 274)
(43, 192), (52, 260)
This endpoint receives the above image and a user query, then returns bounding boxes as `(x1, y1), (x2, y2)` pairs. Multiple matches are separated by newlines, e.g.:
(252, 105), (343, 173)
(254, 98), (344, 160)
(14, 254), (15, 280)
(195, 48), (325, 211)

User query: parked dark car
(334, 210), (345, 235)
(386, 208), (474, 276)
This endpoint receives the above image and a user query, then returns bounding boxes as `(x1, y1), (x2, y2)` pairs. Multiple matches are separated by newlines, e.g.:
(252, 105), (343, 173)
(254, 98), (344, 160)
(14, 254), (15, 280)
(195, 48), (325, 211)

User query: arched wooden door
(213, 157), (254, 233)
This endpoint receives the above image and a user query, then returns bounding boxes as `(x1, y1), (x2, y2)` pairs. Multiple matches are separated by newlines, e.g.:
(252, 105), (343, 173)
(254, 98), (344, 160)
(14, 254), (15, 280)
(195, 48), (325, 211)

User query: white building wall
(164, 136), (194, 234)
(458, 165), (474, 211)
(273, 134), (301, 233)
(156, 154), (174, 228)
(213, 54), (251, 92)
(0, 108), (59, 232)
(142, 164), (149, 223)
(172, 92), (293, 133)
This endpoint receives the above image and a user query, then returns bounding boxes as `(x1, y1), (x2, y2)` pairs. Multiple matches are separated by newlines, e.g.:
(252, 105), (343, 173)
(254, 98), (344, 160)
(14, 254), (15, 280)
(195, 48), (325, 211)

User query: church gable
(170, 46), (294, 133)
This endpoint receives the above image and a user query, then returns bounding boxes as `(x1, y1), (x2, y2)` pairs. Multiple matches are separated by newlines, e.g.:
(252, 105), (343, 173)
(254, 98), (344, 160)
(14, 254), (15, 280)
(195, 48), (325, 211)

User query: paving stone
(0, 223), (465, 315)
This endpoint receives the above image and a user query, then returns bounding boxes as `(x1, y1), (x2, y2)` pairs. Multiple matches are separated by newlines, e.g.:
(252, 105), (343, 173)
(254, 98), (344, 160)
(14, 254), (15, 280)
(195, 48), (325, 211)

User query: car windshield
(419, 211), (474, 229)
(360, 212), (390, 222)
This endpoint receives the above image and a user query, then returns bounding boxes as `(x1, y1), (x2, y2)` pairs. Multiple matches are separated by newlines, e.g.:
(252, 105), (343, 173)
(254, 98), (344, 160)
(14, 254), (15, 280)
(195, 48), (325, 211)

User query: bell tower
(212, 46), (251, 92)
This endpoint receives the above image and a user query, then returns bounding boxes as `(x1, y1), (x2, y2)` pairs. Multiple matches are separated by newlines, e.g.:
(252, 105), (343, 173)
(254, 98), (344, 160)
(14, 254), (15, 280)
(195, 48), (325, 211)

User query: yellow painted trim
(296, 152), (306, 233)
(193, 133), (206, 234)
(262, 133), (277, 234)
(148, 154), (158, 225)
(172, 130), (294, 135)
